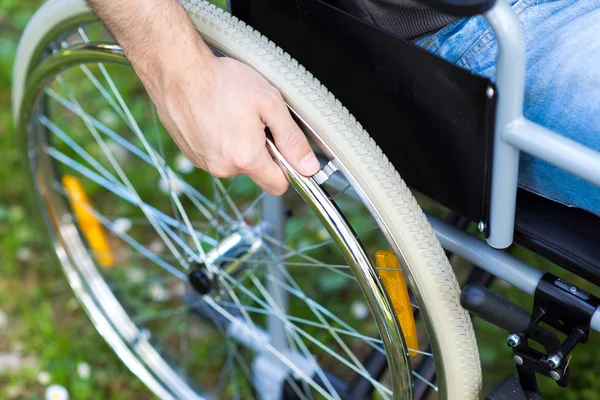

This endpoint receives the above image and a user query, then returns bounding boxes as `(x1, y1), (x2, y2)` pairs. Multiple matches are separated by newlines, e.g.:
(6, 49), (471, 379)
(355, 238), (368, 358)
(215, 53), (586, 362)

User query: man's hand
(87, 0), (319, 196)
(153, 55), (320, 196)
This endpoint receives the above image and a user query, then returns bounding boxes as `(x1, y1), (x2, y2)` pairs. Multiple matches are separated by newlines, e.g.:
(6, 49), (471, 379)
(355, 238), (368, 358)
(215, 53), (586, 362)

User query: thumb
(262, 100), (320, 176)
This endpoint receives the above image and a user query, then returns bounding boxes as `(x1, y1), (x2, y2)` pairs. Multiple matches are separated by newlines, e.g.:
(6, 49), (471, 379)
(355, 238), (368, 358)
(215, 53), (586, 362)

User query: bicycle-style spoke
(215, 300), (385, 350)
(78, 51), (210, 268)
(45, 88), (233, 229)
(30, 31), (447, 398)
(259, 234), (355, 280)
(53, 183), (188, 281)
(52, 76), (196, 271)
(46, 146), (216, 248)
(256, 246), (389, 398)
(220, 270), (390, 398)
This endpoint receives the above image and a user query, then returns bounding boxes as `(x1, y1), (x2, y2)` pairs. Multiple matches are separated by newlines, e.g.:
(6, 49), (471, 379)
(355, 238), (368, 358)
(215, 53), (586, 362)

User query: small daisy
(98, 109), (118, 126)
(16, 247), (33, 262)
(350, 300), (369, 320)
(45, 384), (68, 400)
(175, 153), (195, 174)
(126, 267), (146, 284)
(316, 228), (330, 241)
(112, 218), (132, 234)
(148, 239), (166, 254)
(105, 140), (129, 162)
(159, 175), (185, 196)
(37, 371), (51, 385)
(149, 283), (169, 302)
(77, 362), (91, 380)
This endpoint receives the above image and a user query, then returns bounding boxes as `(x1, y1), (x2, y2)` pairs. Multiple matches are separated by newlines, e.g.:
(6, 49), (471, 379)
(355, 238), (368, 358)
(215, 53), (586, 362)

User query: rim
(17, 22), (446, 400)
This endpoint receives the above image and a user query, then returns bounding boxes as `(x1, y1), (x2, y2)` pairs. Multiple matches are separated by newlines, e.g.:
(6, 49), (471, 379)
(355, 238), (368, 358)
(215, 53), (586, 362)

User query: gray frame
(430, 0), (600, 332)
(484, 0), (600, 248)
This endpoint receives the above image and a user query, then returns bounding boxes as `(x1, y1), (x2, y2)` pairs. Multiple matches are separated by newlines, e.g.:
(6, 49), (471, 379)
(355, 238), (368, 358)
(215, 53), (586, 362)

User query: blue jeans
(415, 0), (600, 216)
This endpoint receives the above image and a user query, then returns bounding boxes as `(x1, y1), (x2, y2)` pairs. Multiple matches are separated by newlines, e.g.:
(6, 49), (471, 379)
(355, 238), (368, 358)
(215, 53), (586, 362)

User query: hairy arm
(87, 0), (320, 195)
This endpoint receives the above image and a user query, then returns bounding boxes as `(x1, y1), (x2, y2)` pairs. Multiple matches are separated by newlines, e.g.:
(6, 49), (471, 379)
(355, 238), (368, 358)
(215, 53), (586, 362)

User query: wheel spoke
(412, 370), (438, 392)
(52, 76), (194, 270)
(256, 246), (387, 398)
(54, 182), (188, 281)
(216, 300), (384, 349)
(259, 234), (355, 280)
(45, 88), (234, 228)
(221, 270), (390, 397)
(31, 35), (452, 398)
(203, 297), (337, 400)
(46, 146), (216, 247)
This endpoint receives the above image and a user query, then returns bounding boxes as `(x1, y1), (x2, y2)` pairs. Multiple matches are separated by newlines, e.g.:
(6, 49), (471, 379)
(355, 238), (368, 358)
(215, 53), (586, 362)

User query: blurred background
(1, 0), (599, 399)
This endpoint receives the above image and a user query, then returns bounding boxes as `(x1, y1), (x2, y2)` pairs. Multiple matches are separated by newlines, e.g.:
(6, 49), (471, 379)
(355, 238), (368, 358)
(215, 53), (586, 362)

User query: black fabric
(337, 0), (457, 39)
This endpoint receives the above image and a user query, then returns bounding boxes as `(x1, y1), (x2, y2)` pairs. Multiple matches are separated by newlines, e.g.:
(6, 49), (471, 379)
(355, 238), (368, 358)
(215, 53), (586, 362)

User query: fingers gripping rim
(180, 1), (482, 398)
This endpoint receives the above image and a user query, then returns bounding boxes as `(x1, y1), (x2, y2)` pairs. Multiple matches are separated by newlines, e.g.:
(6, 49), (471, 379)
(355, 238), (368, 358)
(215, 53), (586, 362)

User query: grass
(1, 0), (600, 399)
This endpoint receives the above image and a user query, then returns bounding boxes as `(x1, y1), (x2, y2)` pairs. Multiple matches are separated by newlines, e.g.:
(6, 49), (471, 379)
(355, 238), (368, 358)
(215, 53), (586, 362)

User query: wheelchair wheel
(13, 0), (481, 398)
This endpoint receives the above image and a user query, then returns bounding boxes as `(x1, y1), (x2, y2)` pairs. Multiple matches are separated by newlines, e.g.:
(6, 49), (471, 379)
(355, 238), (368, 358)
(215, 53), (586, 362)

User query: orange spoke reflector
(62, 175), (114, 268)
(375, 250), (418, 356)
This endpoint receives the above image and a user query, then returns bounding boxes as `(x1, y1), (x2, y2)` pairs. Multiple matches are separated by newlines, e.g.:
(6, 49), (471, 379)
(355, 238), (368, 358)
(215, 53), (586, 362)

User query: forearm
(86, 0), (214, 94)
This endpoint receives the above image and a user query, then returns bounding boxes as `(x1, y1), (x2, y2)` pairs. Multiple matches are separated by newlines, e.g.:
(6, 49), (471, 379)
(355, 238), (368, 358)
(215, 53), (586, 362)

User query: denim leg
(416, 0), (600, 215)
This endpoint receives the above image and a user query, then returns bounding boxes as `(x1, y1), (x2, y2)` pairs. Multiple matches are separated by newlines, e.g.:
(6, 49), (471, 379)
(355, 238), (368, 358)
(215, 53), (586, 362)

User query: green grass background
(1, 0), (599, 398)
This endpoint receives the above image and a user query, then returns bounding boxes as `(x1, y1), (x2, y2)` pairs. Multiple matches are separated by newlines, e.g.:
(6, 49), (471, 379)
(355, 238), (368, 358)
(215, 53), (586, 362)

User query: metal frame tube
(505, 118), (600, 187)
(427, 213), (600, 332)
(427, 213), (543, 294)
(263, 195), (290, 353)
(484, 0), (526, 249)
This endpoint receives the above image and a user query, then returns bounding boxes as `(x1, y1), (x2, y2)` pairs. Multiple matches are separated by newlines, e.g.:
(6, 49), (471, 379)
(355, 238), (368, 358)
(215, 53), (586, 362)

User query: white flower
(159, 175), (185, 196)
(16, 247), (33, 262)
(148, 239), (166, 254)
(37, 371), (51, 385)
(350, 300), (369, 320)
(126, 267), (146, 284)
(66, 298), (79, 311)
(112, 218), (132, 234)
(149, 283), (169, 302)
(98, 109), (118, 126)
(77, 362), (91, 380)
(316, 228), (330, 241)
(175, 153), (195, 174)
(105, 141), (129, 163)
(45, 384), (69, 400)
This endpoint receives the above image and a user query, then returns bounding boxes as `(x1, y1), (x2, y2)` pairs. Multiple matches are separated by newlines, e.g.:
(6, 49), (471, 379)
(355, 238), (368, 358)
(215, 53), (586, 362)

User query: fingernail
(300, 152), (320, 175)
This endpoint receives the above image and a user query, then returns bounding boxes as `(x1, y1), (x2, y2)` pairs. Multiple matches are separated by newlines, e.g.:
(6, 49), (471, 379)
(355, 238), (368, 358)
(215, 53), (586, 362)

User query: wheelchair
(12, 0), (600, 398)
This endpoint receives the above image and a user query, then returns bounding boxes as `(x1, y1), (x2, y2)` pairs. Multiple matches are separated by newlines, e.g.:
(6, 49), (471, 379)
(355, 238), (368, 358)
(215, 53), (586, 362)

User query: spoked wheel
(14, 0), (481, 398)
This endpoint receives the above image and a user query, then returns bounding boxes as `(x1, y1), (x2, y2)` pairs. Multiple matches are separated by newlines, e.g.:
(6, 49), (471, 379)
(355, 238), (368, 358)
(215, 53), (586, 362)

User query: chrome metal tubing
(267, 139), (412, 399)
(484, 0), (526, 249)
(428, 213), (600, 333)
(427, 214), (543, 295)
(262, 194), (290, 353)
(505, 118), (600, 187)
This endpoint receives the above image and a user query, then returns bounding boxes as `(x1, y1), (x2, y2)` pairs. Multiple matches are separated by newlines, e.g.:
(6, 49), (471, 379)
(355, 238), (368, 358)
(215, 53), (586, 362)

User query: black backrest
(232, 0), (497, 225)
(415, 0), (498, 16)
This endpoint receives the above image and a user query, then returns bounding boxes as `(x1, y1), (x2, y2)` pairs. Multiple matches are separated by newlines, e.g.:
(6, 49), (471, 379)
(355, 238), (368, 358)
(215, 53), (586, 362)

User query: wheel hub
(188, 226), (264, 296)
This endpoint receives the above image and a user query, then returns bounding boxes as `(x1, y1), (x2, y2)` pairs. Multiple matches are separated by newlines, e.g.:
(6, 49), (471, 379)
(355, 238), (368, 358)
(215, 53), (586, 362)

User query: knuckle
(231, 151), (257, 172)
(267, 181), (288, 196)
(262, 88), (282, 107)
(207, 164), (232, 178)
